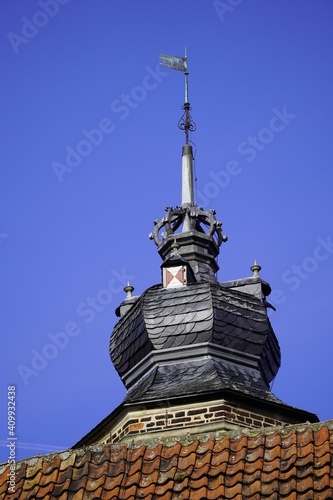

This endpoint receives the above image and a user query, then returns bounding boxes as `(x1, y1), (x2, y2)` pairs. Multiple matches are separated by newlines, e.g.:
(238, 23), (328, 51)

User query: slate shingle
(110, 282), (281, 390)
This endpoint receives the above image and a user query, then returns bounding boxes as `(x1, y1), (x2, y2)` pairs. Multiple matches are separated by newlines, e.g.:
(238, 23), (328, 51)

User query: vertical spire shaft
(182, 144), (194, 208)
(184, 47), (188, 104)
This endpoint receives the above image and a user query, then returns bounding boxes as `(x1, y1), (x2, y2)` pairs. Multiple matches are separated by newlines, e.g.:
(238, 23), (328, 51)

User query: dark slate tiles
(110, 280), (281, 404)
(124, 357), (281, 405)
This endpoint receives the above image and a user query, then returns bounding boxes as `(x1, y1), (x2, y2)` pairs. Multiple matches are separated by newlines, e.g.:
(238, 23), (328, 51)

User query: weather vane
(159, 48), (196, 144)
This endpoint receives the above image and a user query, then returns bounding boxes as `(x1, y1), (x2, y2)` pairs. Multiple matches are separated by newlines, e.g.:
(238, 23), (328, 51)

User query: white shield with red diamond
(163, 265), (187, 288)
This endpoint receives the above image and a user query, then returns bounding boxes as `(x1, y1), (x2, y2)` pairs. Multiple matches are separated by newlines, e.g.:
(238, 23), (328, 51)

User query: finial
(171, 240), (180, 255)
(124, 281), (134, 299)
(250, 260), (261, 278)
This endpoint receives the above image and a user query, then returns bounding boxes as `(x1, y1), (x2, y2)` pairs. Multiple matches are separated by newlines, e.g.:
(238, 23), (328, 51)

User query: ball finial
(250, 260), (261, 278)
(124, 281), (134, 299)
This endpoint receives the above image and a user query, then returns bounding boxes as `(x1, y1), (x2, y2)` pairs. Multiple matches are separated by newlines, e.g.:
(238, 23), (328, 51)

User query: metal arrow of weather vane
(159, 48), (196, 145)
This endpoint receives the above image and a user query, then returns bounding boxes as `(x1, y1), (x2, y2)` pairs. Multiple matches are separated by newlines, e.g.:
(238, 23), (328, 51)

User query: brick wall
(101, 400), (284, 445)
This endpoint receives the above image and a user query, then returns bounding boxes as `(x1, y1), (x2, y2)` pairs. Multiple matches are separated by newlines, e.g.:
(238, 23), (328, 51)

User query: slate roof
(110, 282), (280, 397)
(123, 359), (283, 405)
(2, 420), (332, 499)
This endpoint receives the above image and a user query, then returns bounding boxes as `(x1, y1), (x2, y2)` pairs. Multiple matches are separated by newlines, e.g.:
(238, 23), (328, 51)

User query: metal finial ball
(250, 260), (261, 278)
(124, 281), (134, 299)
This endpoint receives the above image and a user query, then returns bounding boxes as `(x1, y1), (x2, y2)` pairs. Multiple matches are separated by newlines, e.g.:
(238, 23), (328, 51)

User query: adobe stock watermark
(17, 267), (134, 386)
(7, 0), (71, 55)
(51, 64), (169, 183)
(197, 106), (296, 208)
(213, 0), (244, 22)
(270, 235), (333, 307)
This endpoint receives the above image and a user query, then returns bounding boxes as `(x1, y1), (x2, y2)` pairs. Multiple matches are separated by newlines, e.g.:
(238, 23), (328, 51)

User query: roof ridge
(4, 418), (332, 472)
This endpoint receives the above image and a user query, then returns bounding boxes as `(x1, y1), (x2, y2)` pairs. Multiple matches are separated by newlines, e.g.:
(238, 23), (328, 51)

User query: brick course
(103, 400), (285, 445)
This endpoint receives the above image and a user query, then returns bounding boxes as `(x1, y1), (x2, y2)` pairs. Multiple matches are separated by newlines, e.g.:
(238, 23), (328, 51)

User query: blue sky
(1, 0), (333, 463)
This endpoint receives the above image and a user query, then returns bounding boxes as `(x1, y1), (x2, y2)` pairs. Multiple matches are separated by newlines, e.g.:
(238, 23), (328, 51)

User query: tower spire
(152, 51), (227, 281)
(159, 49), (196, 213)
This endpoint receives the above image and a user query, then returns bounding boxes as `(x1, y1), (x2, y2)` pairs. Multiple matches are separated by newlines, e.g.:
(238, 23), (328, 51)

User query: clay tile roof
(1, 420), (333, 499)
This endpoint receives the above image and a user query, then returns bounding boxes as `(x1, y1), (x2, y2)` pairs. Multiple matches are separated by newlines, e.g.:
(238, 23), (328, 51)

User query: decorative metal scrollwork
(149, 206), (227, 248)
(178, 103), (196, 134)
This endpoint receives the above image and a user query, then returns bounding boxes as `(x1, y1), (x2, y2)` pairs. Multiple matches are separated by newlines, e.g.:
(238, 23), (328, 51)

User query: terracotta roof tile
(139, 468), (159, 487)
(229, 434), (247, 452)
(72, 460), (89, 481)
(144, 443), (162, 460)
(70, 488), (85, 500)
(297, 474), (314, 493)
(247, 432), (265, 449)
(0, 468), (10, 491)
(24, 459), (40, 480)
(41, 454), (61, 475)
(196, 437), (214, 454)
(59, 450), (75, 470)
(135, 482), (155, 498)
(208, 463), (226, 478)
(110, 444), (127, 462)
(194, 451), (212, 470)
(35, 482), (54, 498)
(213, 434), (229, 452)
(58, 492), (69, 500)
(262, 477), (279, 495)
(125, 470), (141, 488)
(1, 420), (333, 499)
(121, 483), (137, 498)
(141, 455), (160, 475)
(128, 444), (146, 461)
(22, 470), (42, 490)
(224, 469), (243, 488)
(74, 450), (91, 469)
(224, 482), (243, 498)
(157, 465), (176, 484)
(211, 447), (229, 467)
(262, 467), (279, 483)
(103, 470), (123, 490)
(89, 485), (103, 498)
(265, 430), (281, 448)
(38, 467), (58, 487)
(314, 426), (330, 446)
(264, 444), (281, 461)
(155, 478), (174, 496)
(262, 455), (280, 473)
(281, 440), (297, 461)
(315, 439), (330, 457)
(242, 478), (262, 496)
(314, 472), (331, 490)
(206, 487), (224, 500)
(178, 452), (196, 470)
(160, 455), (178, 472)
(297, 427), (314, 447)
(85, 474), (105, 491)
(101, 484), (120, 499)
(68, 475), (87, 493)
(57, 463), (73, 484)
(161, 442), (181, 459)
(179, 441), (199, 457)
(53, 476), (71, 495)
(91, 445), (111, 465)
(280, 475), (297, 495)
(190, 463), (211, 482)
(243, 465), (263, 483)
(172, 474), (188, 490)
(88, 459), (109, 479)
